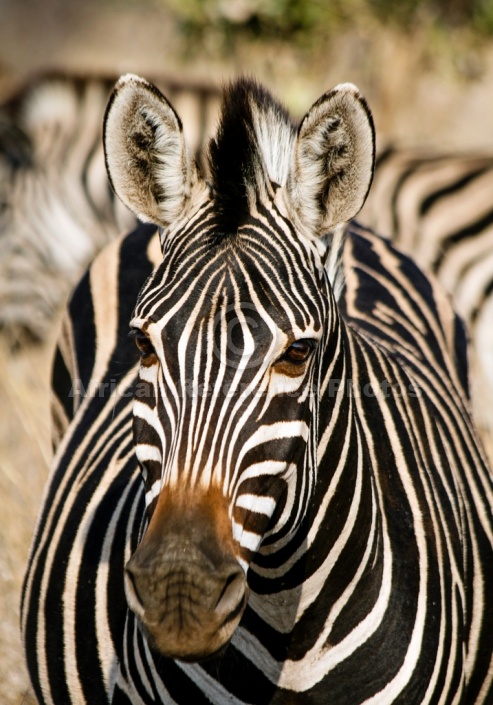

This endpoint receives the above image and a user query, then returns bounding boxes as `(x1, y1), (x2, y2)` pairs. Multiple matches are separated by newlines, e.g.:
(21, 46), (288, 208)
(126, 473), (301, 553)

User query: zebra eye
(132, 330), (156, 359)
(282, 339), (315, 365)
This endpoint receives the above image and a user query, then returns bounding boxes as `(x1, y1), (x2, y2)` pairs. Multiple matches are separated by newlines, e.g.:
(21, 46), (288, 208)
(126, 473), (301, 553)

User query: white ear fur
(103, 74), (198, 227)
(287, 83), (375, 235)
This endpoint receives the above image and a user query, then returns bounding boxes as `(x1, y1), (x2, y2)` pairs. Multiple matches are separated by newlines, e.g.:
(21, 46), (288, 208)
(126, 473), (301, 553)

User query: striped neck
(237, 290), (384, 650)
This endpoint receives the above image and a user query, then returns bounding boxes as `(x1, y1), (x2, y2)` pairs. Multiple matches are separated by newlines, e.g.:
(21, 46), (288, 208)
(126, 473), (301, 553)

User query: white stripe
(235, 493), (276, 517)
(135, 444), (162, 463)
(145, 480), (161, 506)
(232, 519), (262, 552)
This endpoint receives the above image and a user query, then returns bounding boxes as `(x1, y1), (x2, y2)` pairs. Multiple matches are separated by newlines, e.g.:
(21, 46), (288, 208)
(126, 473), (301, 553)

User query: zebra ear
(287, 83), (375, 234)
(103, 74), (198, 227)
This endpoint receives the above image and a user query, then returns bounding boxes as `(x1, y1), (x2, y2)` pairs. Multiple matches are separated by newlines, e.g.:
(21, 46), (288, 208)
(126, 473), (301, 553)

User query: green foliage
(369, 0), (493, 31)
(472, 0), (493, 34)
(162, 0), (493, 52)
(164, 0), (364, 46)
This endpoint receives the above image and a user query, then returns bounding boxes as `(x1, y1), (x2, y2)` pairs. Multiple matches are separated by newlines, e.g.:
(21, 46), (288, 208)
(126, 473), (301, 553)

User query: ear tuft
(104, 74), (197, 227)
(287, 83), (375, 235)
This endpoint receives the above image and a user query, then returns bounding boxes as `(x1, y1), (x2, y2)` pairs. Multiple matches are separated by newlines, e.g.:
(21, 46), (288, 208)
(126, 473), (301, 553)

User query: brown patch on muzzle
(125, 485), (248, 661)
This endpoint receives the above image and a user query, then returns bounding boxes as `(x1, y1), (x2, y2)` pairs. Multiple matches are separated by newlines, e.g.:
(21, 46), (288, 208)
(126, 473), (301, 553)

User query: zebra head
(103, 75), (375, 662)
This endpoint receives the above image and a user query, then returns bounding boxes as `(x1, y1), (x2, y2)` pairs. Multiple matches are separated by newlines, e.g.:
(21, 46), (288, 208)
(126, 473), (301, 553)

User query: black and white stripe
(21, 76), (493, 704)
(0, 71), (220, 344)
(360, 147), (493, 434)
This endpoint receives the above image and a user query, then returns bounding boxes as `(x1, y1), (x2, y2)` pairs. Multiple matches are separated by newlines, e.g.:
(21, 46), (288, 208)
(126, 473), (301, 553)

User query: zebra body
(0, 71), (220, 344)
(359, 147), (493, 434)
(22, 77), (493, 704)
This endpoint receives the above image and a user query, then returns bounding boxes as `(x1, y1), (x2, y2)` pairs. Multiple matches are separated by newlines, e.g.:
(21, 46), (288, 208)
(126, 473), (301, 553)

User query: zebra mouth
(133, 590), (248, 663)
(144, 623), (232, 663)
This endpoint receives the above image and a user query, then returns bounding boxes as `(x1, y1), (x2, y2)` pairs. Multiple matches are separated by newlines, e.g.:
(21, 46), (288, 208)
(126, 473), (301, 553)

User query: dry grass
(0, 334), (54, 705)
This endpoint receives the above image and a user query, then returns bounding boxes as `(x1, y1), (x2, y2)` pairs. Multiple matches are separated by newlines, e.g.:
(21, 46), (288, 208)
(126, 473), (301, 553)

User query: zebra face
(126, 216), (327, 660)
(104, 74), (374, 661)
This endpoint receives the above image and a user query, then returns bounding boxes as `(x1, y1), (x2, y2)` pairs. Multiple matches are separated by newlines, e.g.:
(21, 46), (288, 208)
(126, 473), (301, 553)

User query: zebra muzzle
(124, 491), (248, 661)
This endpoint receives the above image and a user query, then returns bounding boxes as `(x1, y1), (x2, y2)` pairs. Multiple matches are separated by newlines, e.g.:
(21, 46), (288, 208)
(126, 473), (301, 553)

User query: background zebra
(0, 71), (220, 345)
(359, 148), (493, 436)
(21, 75), (493, 704)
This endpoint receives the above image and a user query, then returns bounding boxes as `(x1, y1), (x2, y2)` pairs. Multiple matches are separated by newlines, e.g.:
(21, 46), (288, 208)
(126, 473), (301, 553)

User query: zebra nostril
(214, 567), (246, 619)
(124, 564), (146, 618)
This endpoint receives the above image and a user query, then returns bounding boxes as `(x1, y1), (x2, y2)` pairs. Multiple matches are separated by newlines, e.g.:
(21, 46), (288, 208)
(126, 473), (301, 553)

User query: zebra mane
(208, 78), (296, 236)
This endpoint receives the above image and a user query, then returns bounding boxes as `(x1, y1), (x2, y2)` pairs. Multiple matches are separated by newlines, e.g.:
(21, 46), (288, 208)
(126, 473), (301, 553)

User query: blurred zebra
(360, 147), (493, 434)
(21, 75), (493, 704)
(0, 71), (220, 344)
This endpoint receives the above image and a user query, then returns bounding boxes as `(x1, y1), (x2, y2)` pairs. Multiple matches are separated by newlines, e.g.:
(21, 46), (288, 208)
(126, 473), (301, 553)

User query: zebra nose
(124, 551), (247, 661)
(213, 564), (245, 617)
(123, 562), (146, 619)
(124, 554), (245, 615)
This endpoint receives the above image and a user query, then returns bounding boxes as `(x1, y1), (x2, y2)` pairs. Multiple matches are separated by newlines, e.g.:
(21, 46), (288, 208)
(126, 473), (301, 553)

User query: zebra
(0, 71), (220, 345)
(359, 147), (493, 437)
(21, 75), (493, 704)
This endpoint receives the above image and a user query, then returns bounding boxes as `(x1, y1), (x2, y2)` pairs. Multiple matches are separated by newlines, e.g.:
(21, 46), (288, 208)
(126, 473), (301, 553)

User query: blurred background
(2, 1), (493, 702)
(3, 0), (493, 148)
